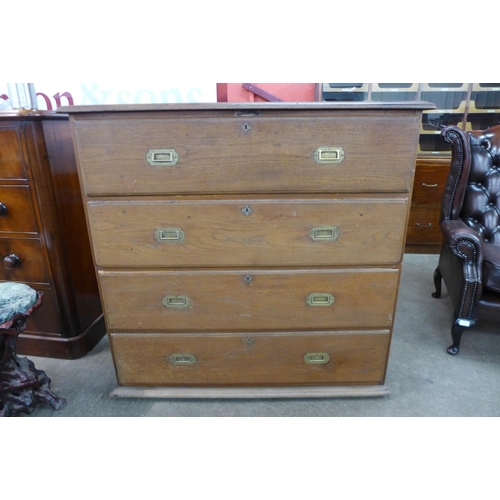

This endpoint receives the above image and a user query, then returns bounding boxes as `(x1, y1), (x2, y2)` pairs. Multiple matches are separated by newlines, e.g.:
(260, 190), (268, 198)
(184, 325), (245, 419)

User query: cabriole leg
(447, 317), (474, 355)
(432, 266), (442, 298)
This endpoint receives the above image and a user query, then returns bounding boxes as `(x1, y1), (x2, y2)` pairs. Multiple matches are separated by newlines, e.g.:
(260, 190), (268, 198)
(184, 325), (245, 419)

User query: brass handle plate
(147, 148), (179, 166)
(310, 226), (340, 241)
(314, 147), (345, 164)
(307, 293), (334, 307)
(155, 227), (184, 243)
(163, 295), (191, 308)
(169, 353), (196, 365)
(304, 352), (331, 364)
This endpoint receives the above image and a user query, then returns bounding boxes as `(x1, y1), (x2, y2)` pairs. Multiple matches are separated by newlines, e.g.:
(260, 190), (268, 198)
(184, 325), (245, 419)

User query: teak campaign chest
(60, 102), (432, 398)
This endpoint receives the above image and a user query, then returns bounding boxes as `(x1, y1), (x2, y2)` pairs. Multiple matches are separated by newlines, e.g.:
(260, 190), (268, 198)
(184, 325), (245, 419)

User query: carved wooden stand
(0, 292), (66, 417)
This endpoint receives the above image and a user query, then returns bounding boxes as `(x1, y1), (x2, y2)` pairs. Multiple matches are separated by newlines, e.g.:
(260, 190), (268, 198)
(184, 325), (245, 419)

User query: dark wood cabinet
(405, 158), (450, 253)
(0, 112), (105, 358)
(319, 84), (500, 254)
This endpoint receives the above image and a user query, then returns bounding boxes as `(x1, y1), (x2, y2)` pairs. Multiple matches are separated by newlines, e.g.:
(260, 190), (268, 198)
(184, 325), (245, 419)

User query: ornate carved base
(0, 353), (66, 417)
(1, 290), (66, 417)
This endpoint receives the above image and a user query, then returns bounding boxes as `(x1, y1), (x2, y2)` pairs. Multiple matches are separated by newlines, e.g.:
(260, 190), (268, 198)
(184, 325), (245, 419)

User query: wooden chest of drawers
(61, 102), (430, 397)
(0, 112), (105, 358)
(405, 158), (450, 253)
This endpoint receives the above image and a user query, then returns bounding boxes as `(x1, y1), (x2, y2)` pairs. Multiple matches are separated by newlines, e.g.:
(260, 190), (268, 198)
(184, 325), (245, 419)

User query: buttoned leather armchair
(433, 124), (500, 354)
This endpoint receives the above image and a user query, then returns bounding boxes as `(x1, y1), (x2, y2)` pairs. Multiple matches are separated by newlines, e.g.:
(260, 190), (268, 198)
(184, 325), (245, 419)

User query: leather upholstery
(436, 124), (500, 352)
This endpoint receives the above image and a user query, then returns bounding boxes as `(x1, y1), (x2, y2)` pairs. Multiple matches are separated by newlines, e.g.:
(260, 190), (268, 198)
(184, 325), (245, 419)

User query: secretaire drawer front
(111, 330), (390, 386)
(99, 268), (399, 331)
(0, 238), (49, 283)
(88, 197), (408, 267)
(0, 186), (37, 233)
(74, 114), (419, 195)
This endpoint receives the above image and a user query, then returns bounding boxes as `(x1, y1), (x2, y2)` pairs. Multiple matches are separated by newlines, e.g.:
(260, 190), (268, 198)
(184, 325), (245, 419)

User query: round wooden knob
(3, 254), (21, 269)
(0, 202), (7, 216)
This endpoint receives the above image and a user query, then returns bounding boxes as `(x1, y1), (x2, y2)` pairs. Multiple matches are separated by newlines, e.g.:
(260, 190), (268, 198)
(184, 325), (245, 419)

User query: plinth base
(110, 384), (390, 399)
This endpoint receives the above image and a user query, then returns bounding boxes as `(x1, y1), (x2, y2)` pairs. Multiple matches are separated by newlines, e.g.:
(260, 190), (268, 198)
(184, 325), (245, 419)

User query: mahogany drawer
(0, 237), (49, 283)
(25, 287), (64, 335)
(111, 330), (391, 386)
(0, 124), (27, 180)
(412, 162), (448, 204)
(0, 185), (37, 233)
(99, 268), (399, 332)
(73, 113), (420, 195)
(88, 196), (408, 268)
(406, 205), (443, 245)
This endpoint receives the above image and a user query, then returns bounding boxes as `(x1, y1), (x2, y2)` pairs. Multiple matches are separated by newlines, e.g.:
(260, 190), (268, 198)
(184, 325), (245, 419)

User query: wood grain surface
(0, 186), (37, 233)
(99, 268), (399, 331)
(88, 196), (408, 267)
(74, 112), (420, 195)
(111, 330), (390, 386)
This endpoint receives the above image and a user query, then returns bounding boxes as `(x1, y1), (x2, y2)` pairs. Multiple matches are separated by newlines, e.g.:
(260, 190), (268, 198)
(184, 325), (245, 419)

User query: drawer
(24, 287), (64, 335)
(0, 238), (50, 283)
(0, 186), (37, 233)
(406, 205), (443, 245)
(74, 113), (420, 195)
(99, 268), (399, 331)
(0, 125), (27, 180)
(111, 330), (390, 386)
(88, 197), (408, 267)
(412, 162), (449, 204)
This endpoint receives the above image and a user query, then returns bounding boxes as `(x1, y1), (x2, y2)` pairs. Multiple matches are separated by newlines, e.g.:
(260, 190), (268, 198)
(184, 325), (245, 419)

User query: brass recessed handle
(304, 352), (331, 364)
(155, 227), (184, 243)
(147, 149), (179, 166)
(314, 147), (345, 164)
(422, 183), (438, 188)
(163, 295), (191, 308)
(3, 254), (20, 269)
(310, 226), (340, 241)
(416, 223), (432, 228)
(169, 353), (196, 365)
(307, 293), (334, 306)
(0, 202), (7, 216)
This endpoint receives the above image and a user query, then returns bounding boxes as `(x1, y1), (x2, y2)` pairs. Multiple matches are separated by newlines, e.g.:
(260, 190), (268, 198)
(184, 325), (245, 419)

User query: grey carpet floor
(23, 253), (500, 417)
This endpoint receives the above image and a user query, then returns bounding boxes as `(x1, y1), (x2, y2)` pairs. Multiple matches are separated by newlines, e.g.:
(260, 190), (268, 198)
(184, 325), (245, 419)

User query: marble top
(0, 282), (38, 325)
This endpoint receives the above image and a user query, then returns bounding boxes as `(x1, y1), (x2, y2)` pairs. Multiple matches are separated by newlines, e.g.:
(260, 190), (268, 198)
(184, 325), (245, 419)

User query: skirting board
(110, 384), (390, 399)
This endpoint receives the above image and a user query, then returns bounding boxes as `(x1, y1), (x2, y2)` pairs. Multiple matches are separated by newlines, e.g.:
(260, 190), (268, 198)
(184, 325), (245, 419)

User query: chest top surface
(57, 101), (434, 114)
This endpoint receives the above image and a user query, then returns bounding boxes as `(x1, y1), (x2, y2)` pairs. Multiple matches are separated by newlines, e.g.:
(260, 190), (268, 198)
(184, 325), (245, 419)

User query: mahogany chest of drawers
(405, 157), (450, 253)
(61, 102), (430, 398)
(0, 112), (105, 358)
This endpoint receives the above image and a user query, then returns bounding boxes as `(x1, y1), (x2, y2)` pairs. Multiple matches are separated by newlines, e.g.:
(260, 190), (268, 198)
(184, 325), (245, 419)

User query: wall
(0, 82), (217, 111)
